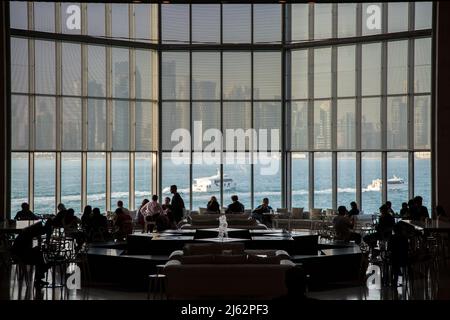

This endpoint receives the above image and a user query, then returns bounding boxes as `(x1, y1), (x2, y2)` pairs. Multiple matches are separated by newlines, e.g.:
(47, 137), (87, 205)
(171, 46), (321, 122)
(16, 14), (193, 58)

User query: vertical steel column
(28, 2), (35, 212)
(285, 3), (292, 210)
(331, 3), (338, 210)
(105, 4), (112, 212)
(189, 4), (193, 211)
(157, 3), (162, 198)
(55, 3), (62, 210)
(308, 2), (314, 211)
(281, 2), (288, 209)
(81, 3), (88, 211)
(408, 3), (415, 200)
(381, 3), (388, 204)
(129, 4), (135, 210)
(219, 3), (224, 210)
(356, 3), (363, 210)
(250, 4), (255, 209)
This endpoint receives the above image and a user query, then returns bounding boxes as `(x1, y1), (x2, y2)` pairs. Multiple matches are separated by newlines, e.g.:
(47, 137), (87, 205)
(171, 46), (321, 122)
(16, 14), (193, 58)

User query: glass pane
(111, 4), (129, 39)
(223, 102), (252, 151)
(387, 96), (408, 149)
(62, 98), (82, 150)
(414, 152), (431, 208)
(314, 100), (331, 149)
(192, 52), (220, 100)
(254, 52), (281, 100)
(10, 38), (28, 93)
(337, 152), (356, 207)
(135, 152), (152, 209)
(88, 99), (106, 150)
(291, 4), (309, 42)
(112, 100), (129, 150)
(87, 152), (106, 213)
(223, 4), (251, 43)
(112, 48), (129, 98)
(11, 95), (29, 150)
(388, 3), (409, 33)
(337, 45), (356, 97)
(314, 48), (331, 98)
(361, 97), (381, 149)
(192, 152), (221, 210)
(292, 152), (309, 210)
(135, 50), (156, 100)
(61, 3), (81, 34)
(223, 52), (251, 100)
(414, 95), (431, 149)
(34, 2), (55, 33)
(88, 46), (106, 97)
(388, 40), (408, 95)
(134, 4), (155, 42)
(414, 38), (432, 93)
(87, 3), (105, 37)
(291, 50), (308, 100)
(162, 4), (189, 44)
(10, 1), (28, 29)
(35, 97), (56, 150)
(362, 43), (381, 96)
(254, 102), (281, 151)
(223, 152), (251, 209)
(11, 153), (28, 216)
(338, 4), (356, 38)
(337, 99), (356, 149)
(135, 102), (154, 151)
(192, 102), (220, 151)
(61, 153), (82, 213)
(62, 43), (81, 96)
(162, 51), (190, 100)
(162, 102), (190, 151)
(254, 152), (282, 209)
(35, 40), (56, 95)
(291, 101), (308, 150)
(192, 4), (220, 44)
(34, 153), (56, 215)
(111, 153), (129, 209)
(415, 2), (432, 30)
(362, 3), (382, 36)
(387, 152), (409, 213)
(314, 4), (332, 40)
(162, 152), (190, 210)
(314, 152), (332, 209)
(362, 152), (381, 214)
(254, 4), (281, 43)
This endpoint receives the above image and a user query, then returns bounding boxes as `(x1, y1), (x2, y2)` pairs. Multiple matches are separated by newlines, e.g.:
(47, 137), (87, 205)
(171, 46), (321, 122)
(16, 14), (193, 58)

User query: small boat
(367, 176), (405, 191)
(192, 170), (236, 193)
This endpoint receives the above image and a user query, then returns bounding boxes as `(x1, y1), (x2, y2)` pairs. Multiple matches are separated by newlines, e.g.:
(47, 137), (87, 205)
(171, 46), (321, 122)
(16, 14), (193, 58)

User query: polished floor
(1, 262), (449, 300)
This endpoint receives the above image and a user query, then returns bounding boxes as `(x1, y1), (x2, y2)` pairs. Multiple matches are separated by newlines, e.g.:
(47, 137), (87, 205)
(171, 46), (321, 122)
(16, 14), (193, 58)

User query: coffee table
(195, 237), (249, 243)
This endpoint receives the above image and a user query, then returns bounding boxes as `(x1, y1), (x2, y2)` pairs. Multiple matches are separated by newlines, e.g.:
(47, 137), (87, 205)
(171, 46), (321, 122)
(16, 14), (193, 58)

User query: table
(151, 235), (194, 241)
(0, 220), (40, 234)
(251, 236), (294, 241)
(402, 220), (450, 232)
(195, 237), (249, 243)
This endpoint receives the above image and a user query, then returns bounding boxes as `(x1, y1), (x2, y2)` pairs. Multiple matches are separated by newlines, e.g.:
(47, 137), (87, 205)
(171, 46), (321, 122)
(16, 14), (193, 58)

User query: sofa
(163, 243), (295, 299)
(180, 213), (268, 230)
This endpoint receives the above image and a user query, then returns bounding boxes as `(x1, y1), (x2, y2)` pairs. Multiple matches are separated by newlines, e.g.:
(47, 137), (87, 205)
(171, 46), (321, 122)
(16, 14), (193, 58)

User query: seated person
(206, 196), (221, 214)
(11, 222), (50, 287)
(89, 207), (109, 241)
(333, 206), (361, 244)
(225, 195), (245, 214)
(114, 208), (133, 239)
(252, 198), (273, 226)
(142, 195), (163, 232)
(63, 208), (85, 250)
(14, 202), (40, 221)
(399, 202), (409, 219)
(363, 204), (395, 248)
(136, 199), (149, 231)
(81, 205), (92, 232)
(410, 196), (429, 221)
(386, 201), (395, 216)
(348, 201), (360, 217)
(117, 200), (130, 216)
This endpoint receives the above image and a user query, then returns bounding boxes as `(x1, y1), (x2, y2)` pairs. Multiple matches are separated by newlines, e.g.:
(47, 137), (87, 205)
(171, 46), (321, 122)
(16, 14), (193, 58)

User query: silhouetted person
(206, 196), (221, 213)
(137, 199), (149, 231)
(117, 200), (130, 216)
(63, 208), (85, 250)
(14, 202), (39, 221)
(252, 197), (273, 226)
(412, 196), (429, 221)
(53, 203), (67, 228)
(364, 204), (395, 248)
(162, 197), (171, 213)
(333, 206), (361, 244)
(226, 195), (245, 214)
(388, 223), (409, 287)
(81, 205), (92, 231)
(348, 201), (360, 217)
(400, 202), (409, 219)
(11, 222), (50, 287)
(170, 185), (185, 224)
(114, 208), (133, 240)
(142, 195), (163, 232)
(89, 207), (109, 241)
(386, 201), (395, 215)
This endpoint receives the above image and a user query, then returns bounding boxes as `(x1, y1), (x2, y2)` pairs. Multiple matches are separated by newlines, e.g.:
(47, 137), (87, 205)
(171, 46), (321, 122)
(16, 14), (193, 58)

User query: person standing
(170, 185), (185, 225)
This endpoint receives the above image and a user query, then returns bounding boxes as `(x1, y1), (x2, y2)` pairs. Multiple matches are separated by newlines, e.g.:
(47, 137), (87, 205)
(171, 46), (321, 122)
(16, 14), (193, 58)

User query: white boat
(367, 175), (405, 191)
(192, 170), (236, 193)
